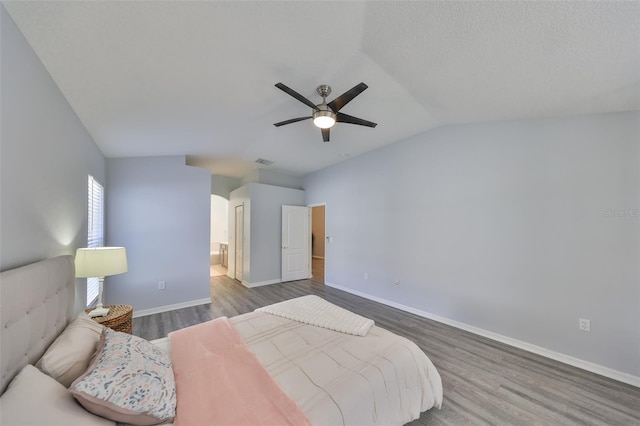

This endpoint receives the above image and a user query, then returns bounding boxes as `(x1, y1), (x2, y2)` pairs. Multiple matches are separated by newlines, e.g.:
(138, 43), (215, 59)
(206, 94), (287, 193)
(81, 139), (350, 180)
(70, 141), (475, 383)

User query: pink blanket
(169, 317), (311, 426)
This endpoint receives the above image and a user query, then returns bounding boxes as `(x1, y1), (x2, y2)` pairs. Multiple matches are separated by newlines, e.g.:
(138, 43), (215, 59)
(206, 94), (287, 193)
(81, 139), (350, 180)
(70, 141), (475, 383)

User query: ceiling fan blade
(327, 82), (368, 112)
(321, 128), (330, 142)
(275, 83), (319, 111)
(273, 116), (312, 127)
(336, 112), (377, 128)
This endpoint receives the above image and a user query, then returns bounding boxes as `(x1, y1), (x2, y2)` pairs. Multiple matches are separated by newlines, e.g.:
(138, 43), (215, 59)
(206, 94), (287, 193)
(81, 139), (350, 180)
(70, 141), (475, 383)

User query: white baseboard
(220, 275), (280, 288)
(241, 278), (281, 288)
(133, 297), (212, 318)
(325, 281), (640, 388)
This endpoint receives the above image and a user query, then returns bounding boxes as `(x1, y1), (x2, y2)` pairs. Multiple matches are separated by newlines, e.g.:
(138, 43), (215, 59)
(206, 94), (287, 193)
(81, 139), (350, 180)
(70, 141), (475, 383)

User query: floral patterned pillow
(70, 328), (176, 425)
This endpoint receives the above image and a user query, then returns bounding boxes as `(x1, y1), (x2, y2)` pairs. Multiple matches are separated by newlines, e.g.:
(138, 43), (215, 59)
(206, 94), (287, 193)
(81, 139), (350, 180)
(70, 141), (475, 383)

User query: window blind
(87, 175), (104, 306)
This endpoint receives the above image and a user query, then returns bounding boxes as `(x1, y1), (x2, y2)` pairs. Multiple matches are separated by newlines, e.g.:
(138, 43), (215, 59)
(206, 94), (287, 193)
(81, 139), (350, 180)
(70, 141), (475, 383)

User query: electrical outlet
(158, 281), (166, 290)
(579, 318), (590, 332)
(394, 279), (400, 287)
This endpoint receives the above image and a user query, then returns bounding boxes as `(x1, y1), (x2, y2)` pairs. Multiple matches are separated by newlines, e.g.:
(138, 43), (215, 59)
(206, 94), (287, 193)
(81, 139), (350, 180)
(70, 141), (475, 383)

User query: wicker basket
(86, 304), (133, 334)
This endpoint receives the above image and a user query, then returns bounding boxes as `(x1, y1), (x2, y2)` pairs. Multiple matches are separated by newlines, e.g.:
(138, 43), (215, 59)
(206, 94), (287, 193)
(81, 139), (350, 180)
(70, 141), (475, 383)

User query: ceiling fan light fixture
(274, 82), (376, 141)
(313, 110), (336, 129)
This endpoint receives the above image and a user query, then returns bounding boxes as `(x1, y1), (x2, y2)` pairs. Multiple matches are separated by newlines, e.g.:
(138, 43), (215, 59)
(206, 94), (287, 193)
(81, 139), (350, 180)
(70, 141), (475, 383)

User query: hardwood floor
(133, 276), (640, 425)
(311, 256), (324, 284)
(209, 263), (227, 277)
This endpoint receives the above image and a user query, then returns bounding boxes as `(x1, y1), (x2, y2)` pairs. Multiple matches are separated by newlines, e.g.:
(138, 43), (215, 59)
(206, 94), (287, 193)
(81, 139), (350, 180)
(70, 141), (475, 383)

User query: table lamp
(75, 247), (128, 318)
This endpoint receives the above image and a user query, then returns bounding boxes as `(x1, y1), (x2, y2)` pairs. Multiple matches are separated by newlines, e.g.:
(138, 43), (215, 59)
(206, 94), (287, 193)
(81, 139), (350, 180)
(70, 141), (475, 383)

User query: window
(86, 175), (104, 306)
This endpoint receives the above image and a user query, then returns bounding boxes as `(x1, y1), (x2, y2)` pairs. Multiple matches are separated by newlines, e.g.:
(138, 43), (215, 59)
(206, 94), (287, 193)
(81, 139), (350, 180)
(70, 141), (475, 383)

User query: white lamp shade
(75, 247), (128, 278)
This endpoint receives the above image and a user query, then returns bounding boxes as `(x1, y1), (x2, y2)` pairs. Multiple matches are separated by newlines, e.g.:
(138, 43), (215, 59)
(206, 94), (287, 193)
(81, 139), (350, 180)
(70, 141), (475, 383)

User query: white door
(235, 204), (244, 281)
(282, 205), (310, 282)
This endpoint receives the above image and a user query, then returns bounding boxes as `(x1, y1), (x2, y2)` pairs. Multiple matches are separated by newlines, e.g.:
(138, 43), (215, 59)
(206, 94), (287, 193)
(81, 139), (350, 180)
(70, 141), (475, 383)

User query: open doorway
(311, 205), (325, 284)
(210, 195), (229, 277)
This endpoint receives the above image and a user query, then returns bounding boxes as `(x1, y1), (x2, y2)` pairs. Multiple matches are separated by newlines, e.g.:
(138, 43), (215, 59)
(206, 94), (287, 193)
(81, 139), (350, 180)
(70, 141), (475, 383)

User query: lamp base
(87, 306), (110, 318)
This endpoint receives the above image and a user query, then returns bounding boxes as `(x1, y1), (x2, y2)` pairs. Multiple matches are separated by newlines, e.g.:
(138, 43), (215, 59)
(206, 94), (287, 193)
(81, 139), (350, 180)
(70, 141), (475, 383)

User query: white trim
(133, 298), (212, 318)
(241, 278), (281, 288)
(325, 281), (640, 388)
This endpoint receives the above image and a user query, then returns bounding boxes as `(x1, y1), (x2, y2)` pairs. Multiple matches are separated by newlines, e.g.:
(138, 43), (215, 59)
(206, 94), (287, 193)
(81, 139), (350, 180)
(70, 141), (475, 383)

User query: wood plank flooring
(311, 257), (324, 284)
(133, 276), (640, 425)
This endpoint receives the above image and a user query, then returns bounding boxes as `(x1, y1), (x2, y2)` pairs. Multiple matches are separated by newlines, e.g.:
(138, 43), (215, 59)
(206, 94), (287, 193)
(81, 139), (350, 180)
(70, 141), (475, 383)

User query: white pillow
(0, 364), (114, 426)
(36, 312), (104, 387)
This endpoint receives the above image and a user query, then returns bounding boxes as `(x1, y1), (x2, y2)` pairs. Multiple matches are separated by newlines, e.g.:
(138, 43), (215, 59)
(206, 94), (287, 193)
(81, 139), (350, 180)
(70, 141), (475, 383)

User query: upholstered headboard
(0, 255), (75, 394)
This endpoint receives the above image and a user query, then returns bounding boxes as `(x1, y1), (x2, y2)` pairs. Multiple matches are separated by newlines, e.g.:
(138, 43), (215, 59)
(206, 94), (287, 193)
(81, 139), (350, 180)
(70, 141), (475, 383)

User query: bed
(0, 256), (443, 425)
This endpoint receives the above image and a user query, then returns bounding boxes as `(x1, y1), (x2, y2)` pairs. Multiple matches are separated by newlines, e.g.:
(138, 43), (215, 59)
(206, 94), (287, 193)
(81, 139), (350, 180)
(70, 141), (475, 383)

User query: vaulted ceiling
(4, 1), (639, 177)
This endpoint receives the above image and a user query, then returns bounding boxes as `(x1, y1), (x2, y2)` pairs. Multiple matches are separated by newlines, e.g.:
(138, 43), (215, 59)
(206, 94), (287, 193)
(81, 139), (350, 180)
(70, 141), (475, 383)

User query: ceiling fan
(274, 82), (377, 142)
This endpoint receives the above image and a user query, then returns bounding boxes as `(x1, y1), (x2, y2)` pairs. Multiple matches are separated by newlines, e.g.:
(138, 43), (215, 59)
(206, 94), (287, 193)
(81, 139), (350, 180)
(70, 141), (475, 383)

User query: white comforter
(231, 311), (443, 425)
(152, 304), (443, 425)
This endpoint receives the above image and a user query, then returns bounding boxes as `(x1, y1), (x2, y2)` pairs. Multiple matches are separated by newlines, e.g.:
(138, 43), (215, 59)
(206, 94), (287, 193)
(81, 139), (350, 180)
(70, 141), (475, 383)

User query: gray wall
(229, 183), (305, 286)
(303, 111), (639, 377)
(250, 183), (305, 283)
(0, 6), (106, 313)
(211, 174), (241, 200)
(105, 156), (211, 311)
(242, 169), (303, 190)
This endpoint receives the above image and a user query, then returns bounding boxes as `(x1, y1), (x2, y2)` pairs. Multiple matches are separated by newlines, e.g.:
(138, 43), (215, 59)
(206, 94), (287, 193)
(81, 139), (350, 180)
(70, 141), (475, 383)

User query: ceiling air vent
(255, 158), (274, 165)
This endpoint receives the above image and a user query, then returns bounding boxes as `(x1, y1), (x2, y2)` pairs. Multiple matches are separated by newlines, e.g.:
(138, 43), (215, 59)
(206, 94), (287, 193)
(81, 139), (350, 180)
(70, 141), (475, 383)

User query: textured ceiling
(4, 1), (639, 178)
